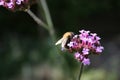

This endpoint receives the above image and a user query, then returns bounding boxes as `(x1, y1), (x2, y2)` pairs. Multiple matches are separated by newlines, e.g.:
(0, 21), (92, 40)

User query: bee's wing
(55, 38), (63, 45)
(61, 38), (68, 48)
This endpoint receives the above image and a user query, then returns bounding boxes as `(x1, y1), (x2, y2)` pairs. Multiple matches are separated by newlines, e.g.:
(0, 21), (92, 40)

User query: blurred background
(0, 0), (120, 80)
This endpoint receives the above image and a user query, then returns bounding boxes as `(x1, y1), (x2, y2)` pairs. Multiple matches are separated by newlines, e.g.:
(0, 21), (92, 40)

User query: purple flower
(6, 1), (14, 9)
(0, 0), (36, 11)
(66, 30), (104, 66)
(0, 1), (4, 5)
(91, 33), (97, 37)
(57, 30), (104, 66)
(74, 52), (84, 61)
(16, 0), (24, 5)
(74, 52), (81, 60)
(96, 46), (104, 53)
(82, 58), (90, 65)
(82, 48), (89, 55)
(67, 42), (74, 47)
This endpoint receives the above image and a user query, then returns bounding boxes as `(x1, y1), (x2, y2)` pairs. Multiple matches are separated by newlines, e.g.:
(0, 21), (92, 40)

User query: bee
(55, 32), (74, 50)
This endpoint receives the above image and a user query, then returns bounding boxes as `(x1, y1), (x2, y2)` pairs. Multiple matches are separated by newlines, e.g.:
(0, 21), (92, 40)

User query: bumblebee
(55, 32), (74, 50)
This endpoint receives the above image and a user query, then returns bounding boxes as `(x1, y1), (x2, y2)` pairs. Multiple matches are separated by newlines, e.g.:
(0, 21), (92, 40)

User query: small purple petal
(16, 0), (24, 5)
(0, 1), (4, 5)
(88, 36), (93, 43)
(80, 37), (88, 42)
(74, 52), (84, 61)
(85, 30), (90, 34)
(6, 2), (14, 9)
(96, 46), (104, 53)
(73, 35), (78, 38)
(79, 30), (85, 33)
(74, 52), (80, 59)
(82, 58), (90, 65)
(67, 42), (74, 47)
(91, 33), (97, 37)
(82, 48), (89, 55)
(95, 36), (101, 41)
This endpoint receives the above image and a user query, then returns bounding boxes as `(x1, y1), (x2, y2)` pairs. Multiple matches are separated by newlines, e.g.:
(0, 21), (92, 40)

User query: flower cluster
(0, 0), (35, 11)
(67, 30), (104, 65)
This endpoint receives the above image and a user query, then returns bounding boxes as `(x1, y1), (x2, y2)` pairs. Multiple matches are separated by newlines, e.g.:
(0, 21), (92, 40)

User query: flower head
(62, 30), (104, 66)
(0, 0), (36, 11)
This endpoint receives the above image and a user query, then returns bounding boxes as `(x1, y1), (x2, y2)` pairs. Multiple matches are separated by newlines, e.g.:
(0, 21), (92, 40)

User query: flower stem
(26, 9), (49, 31)
(40, 0), (55, 41)
(26, 0), (60, 62)
(77, 63), (84, 80)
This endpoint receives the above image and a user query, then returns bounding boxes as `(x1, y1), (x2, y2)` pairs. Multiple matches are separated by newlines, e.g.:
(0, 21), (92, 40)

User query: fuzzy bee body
(55, 32), (74, 50)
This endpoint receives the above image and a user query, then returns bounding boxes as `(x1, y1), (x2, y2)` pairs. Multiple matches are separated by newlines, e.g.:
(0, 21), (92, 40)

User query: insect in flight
(55, 32), (74, 50)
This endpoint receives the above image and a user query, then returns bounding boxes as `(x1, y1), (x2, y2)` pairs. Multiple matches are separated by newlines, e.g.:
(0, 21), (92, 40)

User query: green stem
(27, 0), (60, 62)
(26, 9), (49, 30)
(78, 63), (84, 80)
(40, 0), (55, 41)
(40, 0), (64, 67)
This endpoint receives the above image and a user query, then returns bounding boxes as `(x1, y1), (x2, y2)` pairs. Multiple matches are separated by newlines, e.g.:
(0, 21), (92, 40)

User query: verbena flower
(67, 30), (104, 65)
(0, 0), (36, 11)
